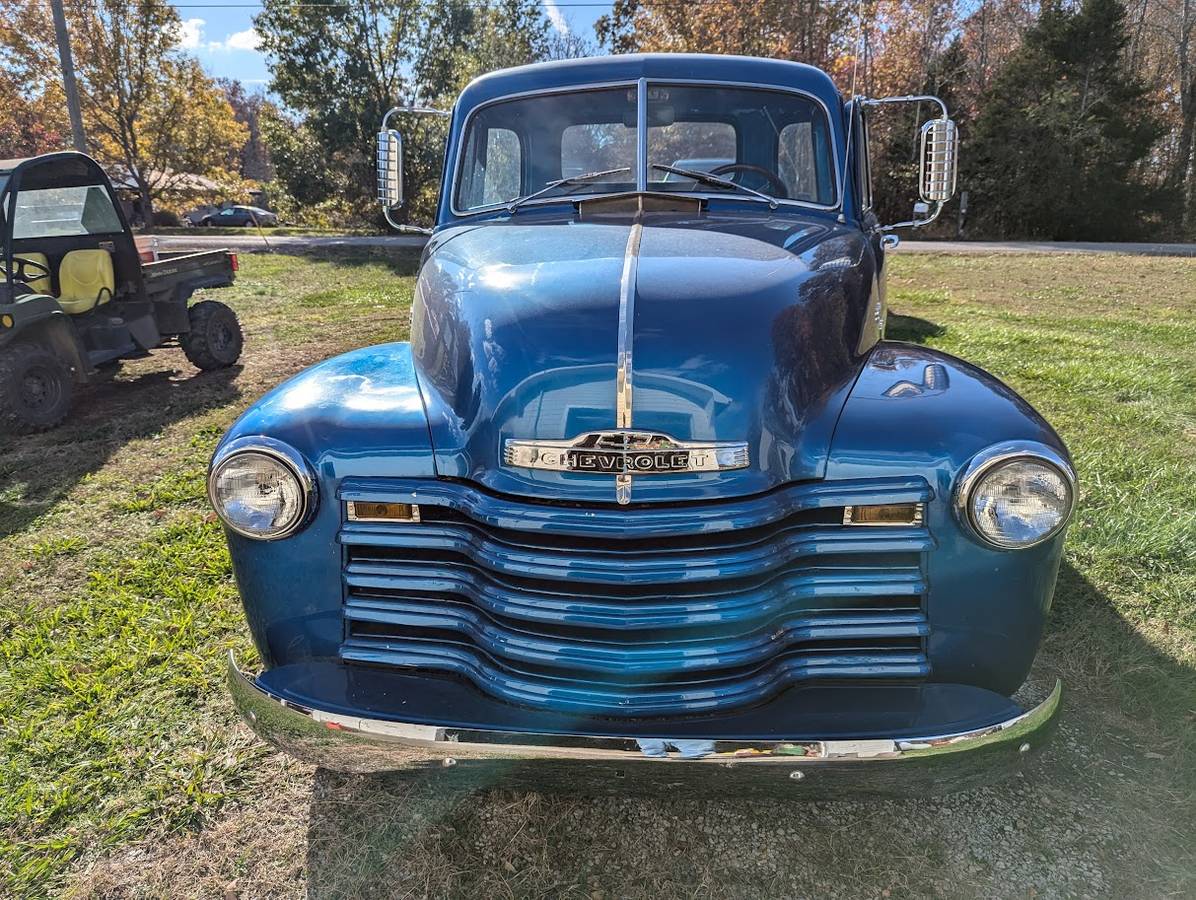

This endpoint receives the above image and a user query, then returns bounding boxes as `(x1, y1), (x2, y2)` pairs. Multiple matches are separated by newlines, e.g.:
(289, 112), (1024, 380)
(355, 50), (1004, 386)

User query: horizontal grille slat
(342, 523), (932, 586)
(339, 475), (932, 539)
(343, 597), (928, 676)
(339, 639), (931, 716)
(344, 562), (924, 631)
(336, 478), (933, 717)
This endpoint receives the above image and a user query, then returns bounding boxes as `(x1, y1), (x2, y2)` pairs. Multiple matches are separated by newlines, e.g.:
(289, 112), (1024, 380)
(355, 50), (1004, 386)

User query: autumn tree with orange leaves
(597, 0), (1183, 238)
(1, 0), (247, 226)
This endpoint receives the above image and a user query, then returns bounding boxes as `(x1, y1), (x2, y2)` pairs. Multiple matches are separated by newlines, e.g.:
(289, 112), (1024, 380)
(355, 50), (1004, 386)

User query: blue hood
(413, 210), (880, 503)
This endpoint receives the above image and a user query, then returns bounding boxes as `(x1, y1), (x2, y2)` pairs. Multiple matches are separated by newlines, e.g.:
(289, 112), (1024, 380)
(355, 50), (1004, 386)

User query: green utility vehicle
(0, 152), (243, 432)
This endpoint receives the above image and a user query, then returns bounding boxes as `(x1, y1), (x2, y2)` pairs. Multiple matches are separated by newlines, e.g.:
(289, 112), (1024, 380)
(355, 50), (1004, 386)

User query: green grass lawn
(0, 251), (1193, 897)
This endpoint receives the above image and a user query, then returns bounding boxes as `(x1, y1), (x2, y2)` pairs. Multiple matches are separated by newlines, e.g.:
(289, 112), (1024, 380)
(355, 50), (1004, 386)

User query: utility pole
(50, 0), (88, 153)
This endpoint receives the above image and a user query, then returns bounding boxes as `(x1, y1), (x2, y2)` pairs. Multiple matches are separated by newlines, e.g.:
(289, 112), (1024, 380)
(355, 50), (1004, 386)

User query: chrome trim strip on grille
(614, 217), (643, 504)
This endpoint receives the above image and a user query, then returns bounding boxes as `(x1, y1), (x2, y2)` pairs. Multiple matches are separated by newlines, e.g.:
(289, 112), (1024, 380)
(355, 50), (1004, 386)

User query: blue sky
(172, 1), (612, 89)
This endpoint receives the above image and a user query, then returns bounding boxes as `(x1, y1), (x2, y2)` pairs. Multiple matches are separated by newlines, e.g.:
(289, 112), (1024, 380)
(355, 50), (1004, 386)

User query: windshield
(10, 185), (123, 239)
(455, 83), (837, 213)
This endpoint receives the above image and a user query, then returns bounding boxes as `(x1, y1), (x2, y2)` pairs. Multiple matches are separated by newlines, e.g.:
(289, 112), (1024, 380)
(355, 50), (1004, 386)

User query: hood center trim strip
(615, 217), (644, 503)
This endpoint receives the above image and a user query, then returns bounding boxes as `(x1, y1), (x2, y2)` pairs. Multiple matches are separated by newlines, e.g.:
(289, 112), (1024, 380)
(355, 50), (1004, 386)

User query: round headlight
(957, 446), (1075, 549)
(208, 441), (313, 540)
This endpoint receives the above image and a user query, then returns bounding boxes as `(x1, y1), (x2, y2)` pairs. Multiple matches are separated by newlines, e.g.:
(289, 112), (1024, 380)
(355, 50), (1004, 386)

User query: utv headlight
(956, 442), (1076, 549)
(208, 438), (315, 540)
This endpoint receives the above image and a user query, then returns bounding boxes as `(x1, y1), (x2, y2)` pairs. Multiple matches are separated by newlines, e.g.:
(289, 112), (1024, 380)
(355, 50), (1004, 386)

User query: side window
(856, 106), (873, 212)
(460, 127), (522, 209)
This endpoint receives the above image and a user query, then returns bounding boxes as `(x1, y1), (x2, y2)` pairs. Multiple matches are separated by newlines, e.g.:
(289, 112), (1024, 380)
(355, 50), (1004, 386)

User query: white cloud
(223, 28), (261, 51)
(207, 28), (262, 53)
(544, 0), (569, 34)
(177, 17), (205, 50)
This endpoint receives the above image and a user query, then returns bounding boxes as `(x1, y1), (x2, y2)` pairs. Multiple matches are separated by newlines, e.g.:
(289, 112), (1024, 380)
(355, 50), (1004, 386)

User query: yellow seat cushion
(12, 252), (52, 295)
(58, 249), (115, 315)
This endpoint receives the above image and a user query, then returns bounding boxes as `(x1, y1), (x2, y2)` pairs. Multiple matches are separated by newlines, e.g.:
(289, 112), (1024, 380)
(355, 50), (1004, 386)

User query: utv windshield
(9, 185), (124, 239)
(454, 83), (838, 213)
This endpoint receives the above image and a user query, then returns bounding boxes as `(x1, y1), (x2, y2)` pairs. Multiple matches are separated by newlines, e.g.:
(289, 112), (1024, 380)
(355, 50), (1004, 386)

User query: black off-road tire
(0, 341), (74, 434)
(181, 300), (243, 370)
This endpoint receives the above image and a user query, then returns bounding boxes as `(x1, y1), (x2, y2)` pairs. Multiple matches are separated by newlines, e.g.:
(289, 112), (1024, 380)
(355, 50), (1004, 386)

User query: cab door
(850, 100), (888, 352)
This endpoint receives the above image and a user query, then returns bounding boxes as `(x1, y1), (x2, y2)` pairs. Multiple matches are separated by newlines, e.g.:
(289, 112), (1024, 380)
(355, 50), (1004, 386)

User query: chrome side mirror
(376, 129), (404, 210)
(919, 118), (958, 203)
(865, 95), (959, 231)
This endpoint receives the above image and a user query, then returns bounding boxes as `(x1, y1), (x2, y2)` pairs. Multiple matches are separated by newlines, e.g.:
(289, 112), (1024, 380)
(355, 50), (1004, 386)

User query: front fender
(0, 296), (88, 379)
(214, 342), (435, 668)
(828, 342), (1071, 695)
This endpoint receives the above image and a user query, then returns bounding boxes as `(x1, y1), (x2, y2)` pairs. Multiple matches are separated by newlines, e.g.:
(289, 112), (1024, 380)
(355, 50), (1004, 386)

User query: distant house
(105, 168), (230, 225)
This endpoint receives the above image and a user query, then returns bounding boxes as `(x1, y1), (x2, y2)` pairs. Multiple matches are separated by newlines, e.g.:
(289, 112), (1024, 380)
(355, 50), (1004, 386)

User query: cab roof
(455, 53), (844, 115)
(0, 152), (112, 190)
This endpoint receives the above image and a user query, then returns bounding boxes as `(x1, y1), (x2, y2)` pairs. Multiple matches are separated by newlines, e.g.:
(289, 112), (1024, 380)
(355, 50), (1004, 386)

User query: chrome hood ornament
(504, 430), (750, 504)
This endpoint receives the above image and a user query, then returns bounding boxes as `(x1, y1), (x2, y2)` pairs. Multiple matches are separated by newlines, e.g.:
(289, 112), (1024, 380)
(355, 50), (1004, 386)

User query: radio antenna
(850, 0), (865, 98)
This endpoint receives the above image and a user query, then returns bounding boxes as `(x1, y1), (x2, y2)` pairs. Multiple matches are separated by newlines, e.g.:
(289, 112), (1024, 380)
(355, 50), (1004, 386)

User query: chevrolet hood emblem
(504, 430), (749, 504)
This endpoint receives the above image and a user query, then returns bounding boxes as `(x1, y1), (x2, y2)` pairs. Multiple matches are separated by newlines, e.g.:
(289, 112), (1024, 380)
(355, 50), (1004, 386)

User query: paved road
(155, 233), (428, 253)
(155, 232), (1196, 257)
(895, 238), (1196, 256)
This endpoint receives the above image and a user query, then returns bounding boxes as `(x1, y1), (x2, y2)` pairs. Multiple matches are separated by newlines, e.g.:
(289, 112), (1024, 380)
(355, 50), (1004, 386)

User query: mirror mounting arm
(385, 219), (434, 236)
(382, 106), (451, 128)
(882, 202), (943, 234)
(378, 105), (451, 233)
(860, 94), (949, 119)
(859, 95), (958, 233)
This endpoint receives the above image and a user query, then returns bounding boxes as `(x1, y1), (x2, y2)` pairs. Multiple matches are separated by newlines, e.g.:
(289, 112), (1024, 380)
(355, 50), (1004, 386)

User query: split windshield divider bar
(636, 78), (648, 193)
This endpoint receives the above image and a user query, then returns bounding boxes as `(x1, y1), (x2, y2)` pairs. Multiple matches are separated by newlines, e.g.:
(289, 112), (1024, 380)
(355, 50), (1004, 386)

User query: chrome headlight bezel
(207, 436), (317, 541)
(954, 441), (1077, 550)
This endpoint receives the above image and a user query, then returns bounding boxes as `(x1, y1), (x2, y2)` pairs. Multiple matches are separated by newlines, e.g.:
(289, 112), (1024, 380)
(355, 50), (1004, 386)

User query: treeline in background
(2, 0), (1193, 240)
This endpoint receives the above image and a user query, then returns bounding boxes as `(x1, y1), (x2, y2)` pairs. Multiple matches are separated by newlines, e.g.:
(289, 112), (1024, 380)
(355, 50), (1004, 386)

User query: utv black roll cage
(0, 152), (141, 300)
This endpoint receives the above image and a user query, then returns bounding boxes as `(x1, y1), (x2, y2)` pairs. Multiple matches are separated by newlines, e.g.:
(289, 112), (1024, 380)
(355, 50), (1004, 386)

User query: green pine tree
(869, 36), (972, 232)
(966, 0), (1165, 240)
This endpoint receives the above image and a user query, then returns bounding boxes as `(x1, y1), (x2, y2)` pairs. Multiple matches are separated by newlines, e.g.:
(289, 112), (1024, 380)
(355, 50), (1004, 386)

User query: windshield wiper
(507, 167), (632, 213)
(651, 164), (778, 209)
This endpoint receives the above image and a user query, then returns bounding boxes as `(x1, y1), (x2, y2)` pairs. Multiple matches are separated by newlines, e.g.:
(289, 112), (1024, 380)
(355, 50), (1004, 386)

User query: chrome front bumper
(228, 653), (1062, 799)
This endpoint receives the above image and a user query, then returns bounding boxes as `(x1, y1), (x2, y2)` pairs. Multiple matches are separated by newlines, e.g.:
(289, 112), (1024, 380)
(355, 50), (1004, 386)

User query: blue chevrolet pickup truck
(210, 54), (1074, 798)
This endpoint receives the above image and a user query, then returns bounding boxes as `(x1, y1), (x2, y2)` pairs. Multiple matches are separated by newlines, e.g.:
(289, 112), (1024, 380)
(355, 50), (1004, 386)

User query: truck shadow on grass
(297, 561), (1195, 899)
(0, 361), (242, 539)
(885, 311), (947, 343)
